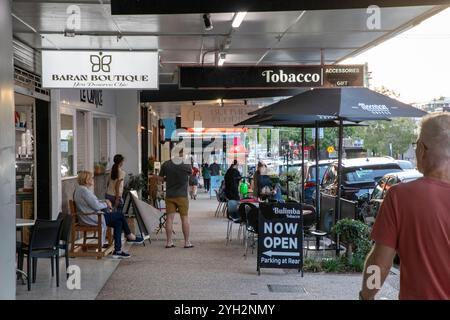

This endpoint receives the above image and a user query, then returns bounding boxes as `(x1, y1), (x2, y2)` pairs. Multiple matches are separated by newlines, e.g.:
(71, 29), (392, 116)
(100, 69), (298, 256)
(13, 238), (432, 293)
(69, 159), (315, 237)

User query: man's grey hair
(419, 112), (450, 164)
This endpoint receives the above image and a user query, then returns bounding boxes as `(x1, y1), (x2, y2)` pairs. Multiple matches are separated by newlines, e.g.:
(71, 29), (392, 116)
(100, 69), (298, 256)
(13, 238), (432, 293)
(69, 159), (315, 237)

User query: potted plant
(332, 218), (372, 264)
(124, 173), (147, 198)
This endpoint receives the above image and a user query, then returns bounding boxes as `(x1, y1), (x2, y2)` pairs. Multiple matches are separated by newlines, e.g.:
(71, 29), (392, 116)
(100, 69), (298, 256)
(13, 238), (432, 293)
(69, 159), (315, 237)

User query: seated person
(258, 167), (284, 202)
(74, 171), (144, 259)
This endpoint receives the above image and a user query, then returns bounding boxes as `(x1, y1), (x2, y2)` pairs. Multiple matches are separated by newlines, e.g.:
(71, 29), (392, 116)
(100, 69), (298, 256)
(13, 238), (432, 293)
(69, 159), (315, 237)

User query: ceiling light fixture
(218, 52), (226, 66)
(232, 11), (247, 28)
(203, 13), (213, 31)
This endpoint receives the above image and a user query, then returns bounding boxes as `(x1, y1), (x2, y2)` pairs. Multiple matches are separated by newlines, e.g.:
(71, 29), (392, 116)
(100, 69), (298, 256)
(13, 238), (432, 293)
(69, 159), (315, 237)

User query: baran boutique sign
(42, 51), (159, 89)
(179, 65), (364, 89)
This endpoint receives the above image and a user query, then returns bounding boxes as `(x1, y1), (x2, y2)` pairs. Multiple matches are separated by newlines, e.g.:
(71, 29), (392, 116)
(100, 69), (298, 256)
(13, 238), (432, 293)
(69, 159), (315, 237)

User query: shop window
(60, 114), (75, 177)
(93, 117), (110, 174)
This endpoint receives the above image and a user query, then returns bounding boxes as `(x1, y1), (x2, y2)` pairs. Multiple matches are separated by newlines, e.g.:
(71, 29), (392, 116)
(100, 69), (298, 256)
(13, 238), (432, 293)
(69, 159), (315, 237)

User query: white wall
(0, 0), (16, 299)
(50, 90), (62, 219)
(59, 89), (117, 115)
(52, 89), (141, 214)
(115, 90), (141, 175)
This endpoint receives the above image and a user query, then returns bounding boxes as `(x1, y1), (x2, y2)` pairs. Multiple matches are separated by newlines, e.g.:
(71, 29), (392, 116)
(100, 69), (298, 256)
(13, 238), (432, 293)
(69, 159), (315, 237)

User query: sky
(342, 7), (450, 104)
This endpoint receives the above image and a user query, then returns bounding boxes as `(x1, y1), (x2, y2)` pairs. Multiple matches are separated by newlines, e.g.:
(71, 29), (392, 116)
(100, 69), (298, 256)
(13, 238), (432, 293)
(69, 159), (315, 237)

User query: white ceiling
(12, 1), (448, 82)
(10, 1), (448, 117)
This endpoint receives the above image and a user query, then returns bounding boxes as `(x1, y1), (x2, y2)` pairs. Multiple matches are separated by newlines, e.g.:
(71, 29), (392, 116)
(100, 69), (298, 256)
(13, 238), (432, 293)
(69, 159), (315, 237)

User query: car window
(397, 161), (414, 170)
(280, 164), (303, 174)
(307, 164), (330, 181)
(322, 165), (337, 186)
(371, 177), (387, 200)
(382, 176), (398, 198)
(344, 165), (402, 183)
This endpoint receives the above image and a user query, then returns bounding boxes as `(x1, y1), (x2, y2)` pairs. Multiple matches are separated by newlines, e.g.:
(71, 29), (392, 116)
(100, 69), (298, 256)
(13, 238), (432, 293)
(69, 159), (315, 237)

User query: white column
(115, 90), (141, 175)
(50, 90), (62, 218)
(0, 0), (16, 299)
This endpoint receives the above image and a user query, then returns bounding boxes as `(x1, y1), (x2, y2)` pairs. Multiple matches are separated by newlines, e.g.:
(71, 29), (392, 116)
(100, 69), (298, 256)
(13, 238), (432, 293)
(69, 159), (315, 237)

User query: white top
(106, 168), (126, 197)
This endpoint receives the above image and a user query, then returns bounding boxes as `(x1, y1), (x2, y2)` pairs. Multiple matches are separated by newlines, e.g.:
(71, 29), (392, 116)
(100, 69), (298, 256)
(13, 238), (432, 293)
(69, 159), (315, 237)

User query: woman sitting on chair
(74, 171), (144, 259)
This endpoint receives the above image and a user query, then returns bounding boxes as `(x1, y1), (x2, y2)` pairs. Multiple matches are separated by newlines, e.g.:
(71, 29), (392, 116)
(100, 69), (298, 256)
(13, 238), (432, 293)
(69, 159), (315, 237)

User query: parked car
(279, 160), (307, 175)
(395, 159), (415, 170)
(320, 157), (404, 204)
(361, 170), (423, 226)
(303, 160), (334, 204)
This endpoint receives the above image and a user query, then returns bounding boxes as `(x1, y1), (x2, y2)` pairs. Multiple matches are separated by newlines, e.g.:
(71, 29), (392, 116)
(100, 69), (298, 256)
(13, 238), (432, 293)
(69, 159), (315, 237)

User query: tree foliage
(353, 119), (417, 157)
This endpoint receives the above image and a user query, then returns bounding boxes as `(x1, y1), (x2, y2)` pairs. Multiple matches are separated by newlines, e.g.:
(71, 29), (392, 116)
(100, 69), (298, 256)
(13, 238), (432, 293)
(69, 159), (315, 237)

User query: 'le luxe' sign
(257, 202), (303, 275)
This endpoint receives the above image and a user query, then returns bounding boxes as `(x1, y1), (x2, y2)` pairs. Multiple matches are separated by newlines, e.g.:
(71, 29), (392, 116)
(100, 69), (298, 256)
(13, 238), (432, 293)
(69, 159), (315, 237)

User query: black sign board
(179, 65), (364, 89)
(111, 1), (450, 15)
(257, 202), (303, 275)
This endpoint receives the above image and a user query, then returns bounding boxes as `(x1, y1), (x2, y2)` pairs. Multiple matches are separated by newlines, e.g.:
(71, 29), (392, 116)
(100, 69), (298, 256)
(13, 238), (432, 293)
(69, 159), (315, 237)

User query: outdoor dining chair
(244, 203), (259, 258)
(225, 200), (241, 245)
(57, 213), (73, 278)
(214, 190), (228, 218)
(17, 219), (63, 291)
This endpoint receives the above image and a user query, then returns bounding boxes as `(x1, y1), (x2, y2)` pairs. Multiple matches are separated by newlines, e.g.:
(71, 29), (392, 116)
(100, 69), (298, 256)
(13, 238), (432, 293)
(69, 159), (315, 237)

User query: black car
(361, 170), (423, 226)
(320, 157), (404, 204)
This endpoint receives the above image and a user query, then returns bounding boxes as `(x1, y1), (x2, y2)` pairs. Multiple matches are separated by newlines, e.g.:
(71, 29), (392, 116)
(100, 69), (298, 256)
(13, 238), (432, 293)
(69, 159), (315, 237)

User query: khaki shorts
(165, 197), (189, 216)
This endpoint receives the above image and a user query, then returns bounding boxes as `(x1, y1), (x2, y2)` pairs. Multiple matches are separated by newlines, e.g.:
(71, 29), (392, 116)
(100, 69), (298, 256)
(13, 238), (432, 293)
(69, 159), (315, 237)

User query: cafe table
(16, 219), (35, 283)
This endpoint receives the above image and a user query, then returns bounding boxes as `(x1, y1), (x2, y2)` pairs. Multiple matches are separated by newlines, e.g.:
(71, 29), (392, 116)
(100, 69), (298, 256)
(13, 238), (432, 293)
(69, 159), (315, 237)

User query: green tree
(279, 127), (302, 144)
(353, 119), (417, 157)
(373, 85), (400, 99)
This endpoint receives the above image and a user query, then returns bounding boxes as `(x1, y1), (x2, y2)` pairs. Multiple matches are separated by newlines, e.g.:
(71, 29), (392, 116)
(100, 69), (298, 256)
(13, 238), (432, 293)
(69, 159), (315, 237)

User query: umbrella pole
(314, 122), (320, 227)
(335, 118), (344, 256)
(301, 126), (305, 203)
(286, 148), (290, 200)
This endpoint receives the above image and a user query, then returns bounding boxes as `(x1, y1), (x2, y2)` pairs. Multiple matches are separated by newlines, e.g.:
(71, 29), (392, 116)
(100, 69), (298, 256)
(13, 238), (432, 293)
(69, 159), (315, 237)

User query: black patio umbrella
(250, 87), (426, 120)
(236, 114), (369, 128)
(236, 115), (369, 203)
(236, 113), (369, 220)
(243, 87), (427, 255)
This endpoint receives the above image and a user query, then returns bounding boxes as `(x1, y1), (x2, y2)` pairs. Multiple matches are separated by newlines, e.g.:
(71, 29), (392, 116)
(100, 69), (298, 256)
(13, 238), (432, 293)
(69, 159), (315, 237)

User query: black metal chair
(57, 213), (73, 278)
(302, 203), (330, 257)
(18, 219), (63, 291)
(215, 190), (228, 218)
(244, 203), (259, 258)
(225, 200), (241, 245)
(237, 203), (249, 245)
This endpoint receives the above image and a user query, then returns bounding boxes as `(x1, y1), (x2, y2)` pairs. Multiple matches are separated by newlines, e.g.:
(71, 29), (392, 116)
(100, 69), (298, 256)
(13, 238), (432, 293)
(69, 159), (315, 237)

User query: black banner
(111, 1), (450, 15)
(257, 202), (303, 275)
(179, 65), (364, 89)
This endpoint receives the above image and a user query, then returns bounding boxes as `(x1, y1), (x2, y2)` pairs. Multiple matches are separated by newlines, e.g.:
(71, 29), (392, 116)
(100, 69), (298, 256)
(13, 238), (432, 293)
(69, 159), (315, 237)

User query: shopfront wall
(53, 89), (141, 216)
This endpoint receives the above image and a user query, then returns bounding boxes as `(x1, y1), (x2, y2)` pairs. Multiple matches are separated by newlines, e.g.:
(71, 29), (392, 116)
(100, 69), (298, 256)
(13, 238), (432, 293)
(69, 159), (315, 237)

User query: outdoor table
(16, 219), (35, 283)
(239, 198), (259, 204)
(16, 219), (35, 228)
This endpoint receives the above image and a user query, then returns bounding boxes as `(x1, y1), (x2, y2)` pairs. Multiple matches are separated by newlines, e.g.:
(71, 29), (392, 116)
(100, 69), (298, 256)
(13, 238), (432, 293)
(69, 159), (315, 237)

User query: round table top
(16, 219), (35, 227)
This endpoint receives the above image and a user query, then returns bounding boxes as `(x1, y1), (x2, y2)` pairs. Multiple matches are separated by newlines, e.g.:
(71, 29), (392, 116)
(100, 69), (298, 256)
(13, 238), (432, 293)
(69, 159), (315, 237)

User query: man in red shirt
(360, 113), (450, 300)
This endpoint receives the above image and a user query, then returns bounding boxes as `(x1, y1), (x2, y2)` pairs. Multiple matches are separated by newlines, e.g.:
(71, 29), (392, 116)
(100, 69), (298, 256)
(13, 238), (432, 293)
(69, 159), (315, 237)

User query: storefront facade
(52, 89), (143, 217)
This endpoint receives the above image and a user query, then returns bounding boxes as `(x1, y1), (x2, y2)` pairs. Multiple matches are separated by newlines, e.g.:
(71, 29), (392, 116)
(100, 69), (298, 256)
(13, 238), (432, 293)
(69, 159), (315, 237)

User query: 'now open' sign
(257, 203), (303, 275)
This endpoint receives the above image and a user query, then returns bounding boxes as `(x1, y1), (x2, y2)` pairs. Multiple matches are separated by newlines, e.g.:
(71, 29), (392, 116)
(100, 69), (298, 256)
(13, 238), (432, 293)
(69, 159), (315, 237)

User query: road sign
(327, 146), (335, 153)
(257, 202), (303, 275)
